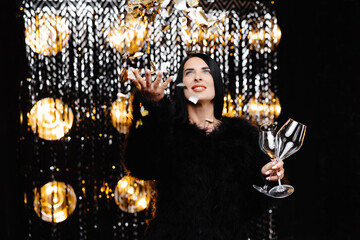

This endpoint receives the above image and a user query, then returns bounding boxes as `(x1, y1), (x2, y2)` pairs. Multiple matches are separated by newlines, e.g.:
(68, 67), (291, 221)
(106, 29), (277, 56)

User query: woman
(124, 53), (284, 240)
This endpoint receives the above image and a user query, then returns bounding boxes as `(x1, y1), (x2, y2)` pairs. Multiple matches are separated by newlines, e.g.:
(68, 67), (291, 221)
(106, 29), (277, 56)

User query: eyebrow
(184, 67), (210, 72)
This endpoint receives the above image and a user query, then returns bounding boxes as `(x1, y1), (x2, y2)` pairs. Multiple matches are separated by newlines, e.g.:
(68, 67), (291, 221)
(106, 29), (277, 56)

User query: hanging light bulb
(247, 91), (281, 125)
(28, 98), (74, 140)
(110, 93), (133, 134)
(248, 16), (281, 53)
(25, 13), (70, 56)
(107, 15), (148, 55)
(114, 175), (152, 213)
(33, 181), (76, 223)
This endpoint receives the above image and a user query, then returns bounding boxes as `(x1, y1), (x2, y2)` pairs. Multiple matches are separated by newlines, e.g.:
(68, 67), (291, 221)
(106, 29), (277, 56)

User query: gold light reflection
(34, 181), (76, 223)
(25, 13), (70, 56)
(114, 175), (152, 213)
(99, 181), (113, 199)
(248, 19), (281, 52)
(110, 94), (133, 134)
(181, 27), (219, 48)
(107, 15), (148, 55)
(248, 91), (281, 125)
(28, 98), (73, 140)
(222, 92), (243, 117)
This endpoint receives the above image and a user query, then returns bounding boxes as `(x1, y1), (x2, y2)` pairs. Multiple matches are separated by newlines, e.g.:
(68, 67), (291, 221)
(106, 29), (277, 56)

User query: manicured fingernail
(272, 165), (278, 169)
(265, 170), (271, 175)
(277, 171), (281, 176)
(145, 69), (150, 74)
(266, 177), (271, 181)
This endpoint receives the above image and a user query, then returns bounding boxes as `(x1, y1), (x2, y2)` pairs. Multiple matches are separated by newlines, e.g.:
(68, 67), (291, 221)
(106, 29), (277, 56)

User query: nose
(194, 73), (202, 82)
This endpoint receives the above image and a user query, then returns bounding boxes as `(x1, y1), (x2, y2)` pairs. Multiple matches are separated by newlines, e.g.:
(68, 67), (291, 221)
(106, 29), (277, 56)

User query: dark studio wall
(2, 0), (28, 239)
(274, 0), (360, 239)
(2, 0), (360, 240)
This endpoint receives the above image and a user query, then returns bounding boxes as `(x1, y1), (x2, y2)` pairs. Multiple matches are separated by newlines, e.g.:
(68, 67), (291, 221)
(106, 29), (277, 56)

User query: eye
(203, 69), (211, 74)
(184, 70), (193, 76)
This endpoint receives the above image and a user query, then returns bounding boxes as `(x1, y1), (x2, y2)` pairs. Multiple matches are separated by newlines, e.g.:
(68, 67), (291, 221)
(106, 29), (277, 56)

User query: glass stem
(275, 157), (282, 186)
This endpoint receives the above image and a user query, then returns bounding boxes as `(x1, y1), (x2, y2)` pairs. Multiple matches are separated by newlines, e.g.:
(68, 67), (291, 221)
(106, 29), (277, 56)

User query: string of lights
(19, 0), (282, 239)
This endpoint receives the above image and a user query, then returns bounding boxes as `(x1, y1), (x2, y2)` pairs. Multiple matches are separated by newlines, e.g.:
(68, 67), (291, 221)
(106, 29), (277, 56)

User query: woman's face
(182, 57), (215, 103)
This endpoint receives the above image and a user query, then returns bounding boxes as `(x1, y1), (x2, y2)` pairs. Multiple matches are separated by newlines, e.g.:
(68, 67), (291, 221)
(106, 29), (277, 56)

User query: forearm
(123, 91), (174, 180)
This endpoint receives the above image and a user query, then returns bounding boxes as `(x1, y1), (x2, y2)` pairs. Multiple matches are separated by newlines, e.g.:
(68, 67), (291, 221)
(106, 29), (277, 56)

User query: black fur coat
(123, 94), (270, 240)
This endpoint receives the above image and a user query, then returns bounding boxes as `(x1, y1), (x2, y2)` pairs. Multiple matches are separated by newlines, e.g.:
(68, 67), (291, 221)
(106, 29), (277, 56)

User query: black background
(2, 0), (360, 239)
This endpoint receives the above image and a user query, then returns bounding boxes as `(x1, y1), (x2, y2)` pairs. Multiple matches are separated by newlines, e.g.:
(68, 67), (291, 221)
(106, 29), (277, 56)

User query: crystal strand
(232, 10), (242, 116)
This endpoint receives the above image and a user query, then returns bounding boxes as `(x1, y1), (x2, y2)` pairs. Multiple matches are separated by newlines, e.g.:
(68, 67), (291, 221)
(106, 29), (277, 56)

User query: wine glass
(255, 119), (307, 198)
(253, 123), (277, 197)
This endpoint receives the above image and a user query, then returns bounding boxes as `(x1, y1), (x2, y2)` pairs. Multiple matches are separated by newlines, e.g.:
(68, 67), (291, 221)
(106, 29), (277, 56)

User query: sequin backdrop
(17, 0), (280, 239)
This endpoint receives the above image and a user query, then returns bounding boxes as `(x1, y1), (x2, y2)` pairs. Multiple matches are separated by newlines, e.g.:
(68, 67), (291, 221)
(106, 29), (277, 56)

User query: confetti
(119, 68), (128, 82)
(176, 83), (187, 89)
(135, 119), (143, 128)
(160, 0), (171, 8)
(159, 62), (170, 73)
(187, 0), (199, 7)
(150, 61), (157, 74)
(188, 94), (199, 104)
(129, 52), (144, 61)
(149, 61), (171, 74)
(128, 67), (136, 80)
(117, 92), (127, 98)
(173, 0), (189, 11)
(140, 106), (149, 117)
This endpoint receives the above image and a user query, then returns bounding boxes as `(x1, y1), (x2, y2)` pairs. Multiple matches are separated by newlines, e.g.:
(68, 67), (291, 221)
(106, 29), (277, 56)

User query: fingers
(127, 68), (173, 96)
(261, 158), (285, 181)
(153, 71), (163, 87)
(128, 76), (141, 90)
(264, 168), (284, 181)
(261, 158), (282, 173)
(131, 68), (146, 89)
(271, 158), (284, 171)
(160, 76), (173, 89)
(145, 69), (152, 87)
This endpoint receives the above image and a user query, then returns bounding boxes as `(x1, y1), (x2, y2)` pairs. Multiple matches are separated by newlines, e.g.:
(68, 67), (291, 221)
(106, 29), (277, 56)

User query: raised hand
(128, 68), (173, 102)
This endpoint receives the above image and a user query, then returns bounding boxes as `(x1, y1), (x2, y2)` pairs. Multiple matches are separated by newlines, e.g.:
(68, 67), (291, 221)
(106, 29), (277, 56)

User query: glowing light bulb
(34, 181), (76, 223)
(248, 18), (281, 52)
(247, 91), (281, 125)
(110, 94), (133, 134)
(107, 15), (148, 55)
(114, 176), (152, 213)
(28, 98), (73, 140)
(25, 13), (70, 56)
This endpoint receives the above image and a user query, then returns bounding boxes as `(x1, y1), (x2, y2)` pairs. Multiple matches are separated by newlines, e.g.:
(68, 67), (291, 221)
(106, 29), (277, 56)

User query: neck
(187, 101), (219, 132)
